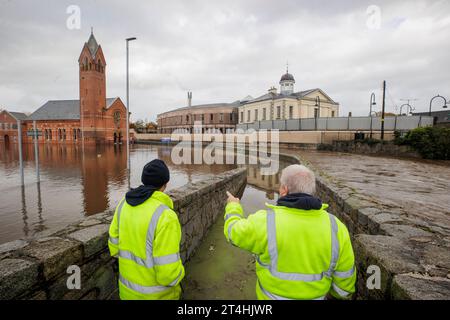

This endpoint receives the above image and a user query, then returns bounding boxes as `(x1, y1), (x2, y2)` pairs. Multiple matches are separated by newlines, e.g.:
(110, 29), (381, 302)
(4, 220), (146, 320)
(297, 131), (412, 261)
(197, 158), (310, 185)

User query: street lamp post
(126, 37), (137, 189)
(399, 103), (413, 116)
(369, 93), (376, 139)
(429, 94), (448, 117)
(314, 96), (320, 130)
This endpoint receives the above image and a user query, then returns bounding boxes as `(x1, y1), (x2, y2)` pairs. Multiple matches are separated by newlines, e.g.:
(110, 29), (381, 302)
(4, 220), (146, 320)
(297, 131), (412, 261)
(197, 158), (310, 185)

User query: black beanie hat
(141, 159), (170, 187)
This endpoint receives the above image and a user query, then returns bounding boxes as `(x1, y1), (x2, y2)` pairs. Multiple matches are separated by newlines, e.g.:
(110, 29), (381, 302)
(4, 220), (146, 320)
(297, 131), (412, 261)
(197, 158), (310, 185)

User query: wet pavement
(292, 150), (450, 236)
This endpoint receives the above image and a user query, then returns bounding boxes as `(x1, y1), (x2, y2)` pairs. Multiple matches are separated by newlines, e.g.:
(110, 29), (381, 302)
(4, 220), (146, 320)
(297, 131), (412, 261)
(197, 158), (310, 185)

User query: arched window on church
(84, 58), (88, 71)
(98, 60), (102, 73)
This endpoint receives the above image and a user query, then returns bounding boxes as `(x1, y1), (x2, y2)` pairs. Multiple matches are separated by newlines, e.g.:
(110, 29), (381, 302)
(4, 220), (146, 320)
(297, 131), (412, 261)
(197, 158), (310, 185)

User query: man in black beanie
(108, 159), (185, 300)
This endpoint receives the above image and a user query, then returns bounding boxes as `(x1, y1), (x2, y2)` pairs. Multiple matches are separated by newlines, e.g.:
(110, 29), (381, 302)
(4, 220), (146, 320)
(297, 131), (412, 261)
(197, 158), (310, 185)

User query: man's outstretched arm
(223, 191), (266, 255)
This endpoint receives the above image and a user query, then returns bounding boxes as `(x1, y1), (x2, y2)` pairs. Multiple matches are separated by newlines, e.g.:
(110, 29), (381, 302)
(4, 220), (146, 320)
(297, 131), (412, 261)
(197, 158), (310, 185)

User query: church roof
(29, 98), (119, 121)
(87, 32), (99, 57)
(8, 111), (29, 121)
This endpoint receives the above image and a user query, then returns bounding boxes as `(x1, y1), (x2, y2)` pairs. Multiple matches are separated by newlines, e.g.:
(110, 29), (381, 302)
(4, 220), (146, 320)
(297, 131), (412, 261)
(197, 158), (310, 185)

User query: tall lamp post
(429, 94), (448, 117)
(126, 37), (137, 189)
(314, 96), (320, 130)
(369, 93), (376, 139)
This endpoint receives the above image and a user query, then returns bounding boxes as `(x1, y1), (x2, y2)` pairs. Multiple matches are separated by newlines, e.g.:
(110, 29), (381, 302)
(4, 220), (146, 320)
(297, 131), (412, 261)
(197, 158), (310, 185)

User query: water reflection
(0, 141), (290, 245)
(0, 143), (239, 244)
(20, 185), (28, 238)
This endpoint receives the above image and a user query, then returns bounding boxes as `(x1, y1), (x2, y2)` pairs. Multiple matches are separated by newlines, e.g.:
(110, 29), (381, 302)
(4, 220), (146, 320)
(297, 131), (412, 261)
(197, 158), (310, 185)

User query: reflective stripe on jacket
(108, 191), (185, 300)
(224, 201), (356, 300)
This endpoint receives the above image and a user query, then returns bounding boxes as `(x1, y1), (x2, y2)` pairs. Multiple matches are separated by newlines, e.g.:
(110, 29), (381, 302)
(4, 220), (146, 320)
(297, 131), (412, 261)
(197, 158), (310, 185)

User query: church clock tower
(78, 30), (107, 141)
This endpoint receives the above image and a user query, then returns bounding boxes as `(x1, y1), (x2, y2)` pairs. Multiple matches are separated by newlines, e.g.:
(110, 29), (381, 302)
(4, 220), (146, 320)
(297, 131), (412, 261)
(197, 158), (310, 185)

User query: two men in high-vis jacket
(224, 164), (356, 300)
(108, 159), (184, 300)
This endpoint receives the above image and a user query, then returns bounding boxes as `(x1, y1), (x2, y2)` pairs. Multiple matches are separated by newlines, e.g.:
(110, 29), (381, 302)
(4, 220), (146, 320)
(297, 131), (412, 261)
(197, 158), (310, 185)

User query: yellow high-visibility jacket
(224, 201), (356, 300)
(108, 191), (185, 300)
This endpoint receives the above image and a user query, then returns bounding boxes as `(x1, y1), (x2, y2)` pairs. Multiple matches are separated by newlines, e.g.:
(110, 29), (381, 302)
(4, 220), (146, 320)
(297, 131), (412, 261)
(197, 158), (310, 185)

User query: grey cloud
(0, 0), (449, 121)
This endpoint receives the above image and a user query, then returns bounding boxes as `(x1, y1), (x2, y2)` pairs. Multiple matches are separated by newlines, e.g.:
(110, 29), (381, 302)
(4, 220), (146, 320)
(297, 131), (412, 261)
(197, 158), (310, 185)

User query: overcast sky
(0, 0), (449, 121)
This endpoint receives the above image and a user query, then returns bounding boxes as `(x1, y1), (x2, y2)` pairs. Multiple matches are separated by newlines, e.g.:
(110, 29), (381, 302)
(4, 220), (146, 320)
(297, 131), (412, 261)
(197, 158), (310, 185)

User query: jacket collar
(277, 192), (323, 210)
(151, 191), (174, 209)
(266, 202), (329, 214)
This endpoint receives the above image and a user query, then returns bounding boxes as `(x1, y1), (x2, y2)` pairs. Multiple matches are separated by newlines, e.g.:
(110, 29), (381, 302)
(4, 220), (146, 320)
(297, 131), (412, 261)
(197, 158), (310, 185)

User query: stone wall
(323, 140), (421, 159)
(283, 153), (450, 300)
(0, 168), (247, 300)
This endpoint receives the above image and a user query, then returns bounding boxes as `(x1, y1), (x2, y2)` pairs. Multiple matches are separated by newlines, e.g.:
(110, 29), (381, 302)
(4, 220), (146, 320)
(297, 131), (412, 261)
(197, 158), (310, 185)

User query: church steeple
(86, 28), (99, 57)
(79, 30), (107, 141)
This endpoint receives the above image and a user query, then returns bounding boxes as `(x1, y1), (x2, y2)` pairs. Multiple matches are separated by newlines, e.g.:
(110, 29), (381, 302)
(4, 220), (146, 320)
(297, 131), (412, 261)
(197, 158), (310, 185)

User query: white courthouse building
(239, 69), (339, 123)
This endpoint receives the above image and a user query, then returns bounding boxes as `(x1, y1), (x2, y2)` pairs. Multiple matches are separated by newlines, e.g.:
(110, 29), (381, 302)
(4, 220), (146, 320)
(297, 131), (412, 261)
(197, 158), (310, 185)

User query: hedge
(394, 126), (450, 160)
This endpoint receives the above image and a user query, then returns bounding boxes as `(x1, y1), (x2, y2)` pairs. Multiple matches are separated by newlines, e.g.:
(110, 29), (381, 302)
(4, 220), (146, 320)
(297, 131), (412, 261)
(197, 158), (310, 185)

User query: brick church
(0, 31), (127, 145)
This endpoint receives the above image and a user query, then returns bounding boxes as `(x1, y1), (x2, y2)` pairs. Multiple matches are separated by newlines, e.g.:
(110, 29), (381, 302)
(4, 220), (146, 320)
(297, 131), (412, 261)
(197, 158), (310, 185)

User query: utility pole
(381, 80), (386, 141)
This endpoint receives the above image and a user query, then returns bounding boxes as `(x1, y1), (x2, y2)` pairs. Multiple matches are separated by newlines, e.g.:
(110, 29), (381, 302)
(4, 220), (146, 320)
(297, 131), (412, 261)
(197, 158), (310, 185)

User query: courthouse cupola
(279, 66), (295, 95)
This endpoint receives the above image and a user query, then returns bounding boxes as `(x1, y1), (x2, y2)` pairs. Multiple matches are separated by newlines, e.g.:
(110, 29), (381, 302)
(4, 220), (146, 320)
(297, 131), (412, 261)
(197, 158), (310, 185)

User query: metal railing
(236, 115), (433, 131)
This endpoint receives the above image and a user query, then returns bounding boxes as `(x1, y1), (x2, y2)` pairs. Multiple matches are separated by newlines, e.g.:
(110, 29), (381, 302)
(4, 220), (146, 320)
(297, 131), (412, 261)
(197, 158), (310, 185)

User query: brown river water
(0, 142), (241, 244)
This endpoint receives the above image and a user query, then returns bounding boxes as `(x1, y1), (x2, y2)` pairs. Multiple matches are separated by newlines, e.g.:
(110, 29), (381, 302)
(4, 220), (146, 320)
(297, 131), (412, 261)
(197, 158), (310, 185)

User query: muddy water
(183, 178), (281, 300)
(0, 143), (235, 244)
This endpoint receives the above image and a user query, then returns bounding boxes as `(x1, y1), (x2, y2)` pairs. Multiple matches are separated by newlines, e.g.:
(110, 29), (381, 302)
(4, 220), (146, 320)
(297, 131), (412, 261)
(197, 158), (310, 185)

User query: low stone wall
(322, 140), (421, 159)
(284, 153), (450, 300)
(0, 168), (247, 300)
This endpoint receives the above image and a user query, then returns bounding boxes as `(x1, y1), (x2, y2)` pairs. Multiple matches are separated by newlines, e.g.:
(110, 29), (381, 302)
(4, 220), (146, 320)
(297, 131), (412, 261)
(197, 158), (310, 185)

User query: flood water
(0, 142), (235, 244)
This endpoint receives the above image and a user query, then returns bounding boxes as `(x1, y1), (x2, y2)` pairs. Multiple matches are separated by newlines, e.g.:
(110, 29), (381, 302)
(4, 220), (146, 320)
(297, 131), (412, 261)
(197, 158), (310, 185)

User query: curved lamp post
(399, 103), (413, 116)
(429, 94), (448, 116)
(369, 93), (376, 139)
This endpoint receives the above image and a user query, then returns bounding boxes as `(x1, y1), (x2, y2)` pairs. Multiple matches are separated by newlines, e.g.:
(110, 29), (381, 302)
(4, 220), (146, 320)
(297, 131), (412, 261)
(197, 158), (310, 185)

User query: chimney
(187, 92), (192, 107)
(268, 86), (277, 95)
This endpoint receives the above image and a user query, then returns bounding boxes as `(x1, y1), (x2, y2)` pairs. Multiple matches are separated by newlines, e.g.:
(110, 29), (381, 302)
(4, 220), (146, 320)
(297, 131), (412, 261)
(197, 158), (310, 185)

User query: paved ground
(294, 151), (450, 238)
